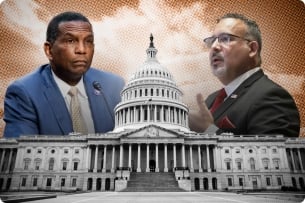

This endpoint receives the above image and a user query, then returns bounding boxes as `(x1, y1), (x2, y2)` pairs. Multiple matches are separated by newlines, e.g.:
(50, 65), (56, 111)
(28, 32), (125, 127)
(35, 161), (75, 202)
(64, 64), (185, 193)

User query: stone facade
(0, 35), (304, 192)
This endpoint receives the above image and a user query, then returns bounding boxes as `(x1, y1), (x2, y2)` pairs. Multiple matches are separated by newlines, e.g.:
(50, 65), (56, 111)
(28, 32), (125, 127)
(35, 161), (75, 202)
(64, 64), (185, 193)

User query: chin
(212, 66), (227, 78)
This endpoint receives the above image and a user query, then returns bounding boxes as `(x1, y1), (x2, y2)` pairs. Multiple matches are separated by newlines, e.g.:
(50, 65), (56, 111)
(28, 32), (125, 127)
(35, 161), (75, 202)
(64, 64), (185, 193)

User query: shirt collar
(224, 67), (261, 97)
(51, 69), (87, 99)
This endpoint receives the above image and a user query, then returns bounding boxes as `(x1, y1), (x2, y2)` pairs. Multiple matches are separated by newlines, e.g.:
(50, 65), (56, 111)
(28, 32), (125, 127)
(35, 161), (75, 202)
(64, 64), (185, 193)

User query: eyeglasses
(203, 33), (251, 48)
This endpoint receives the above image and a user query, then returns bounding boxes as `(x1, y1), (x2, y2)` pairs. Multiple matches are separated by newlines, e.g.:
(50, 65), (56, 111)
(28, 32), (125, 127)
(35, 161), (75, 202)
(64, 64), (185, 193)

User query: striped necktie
(68, 87), (88, 134)
(210, 88), (227, 113)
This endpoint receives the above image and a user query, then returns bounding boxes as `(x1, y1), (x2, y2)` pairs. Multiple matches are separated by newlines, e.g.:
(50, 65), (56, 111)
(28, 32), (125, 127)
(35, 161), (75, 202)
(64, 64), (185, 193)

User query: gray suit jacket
(206, 70), (300, 137)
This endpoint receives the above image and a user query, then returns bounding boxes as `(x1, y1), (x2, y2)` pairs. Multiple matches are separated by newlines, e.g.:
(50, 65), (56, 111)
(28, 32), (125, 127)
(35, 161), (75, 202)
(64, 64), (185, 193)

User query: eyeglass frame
(203, 33), (252, 48)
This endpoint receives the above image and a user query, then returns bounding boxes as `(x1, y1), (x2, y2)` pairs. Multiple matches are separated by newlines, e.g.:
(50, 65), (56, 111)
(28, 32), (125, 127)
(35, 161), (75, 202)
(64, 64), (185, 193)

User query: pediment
(120, 125), (183, 139)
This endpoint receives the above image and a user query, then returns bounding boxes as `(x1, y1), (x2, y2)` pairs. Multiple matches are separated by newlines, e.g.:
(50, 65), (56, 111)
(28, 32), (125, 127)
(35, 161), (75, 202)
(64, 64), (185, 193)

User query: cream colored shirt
(51, 70), (95, 134)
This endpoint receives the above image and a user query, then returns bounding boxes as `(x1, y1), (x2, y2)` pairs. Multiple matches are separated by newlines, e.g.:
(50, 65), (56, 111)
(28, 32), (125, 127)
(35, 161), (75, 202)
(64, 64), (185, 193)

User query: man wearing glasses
(189, 13), (300, 137)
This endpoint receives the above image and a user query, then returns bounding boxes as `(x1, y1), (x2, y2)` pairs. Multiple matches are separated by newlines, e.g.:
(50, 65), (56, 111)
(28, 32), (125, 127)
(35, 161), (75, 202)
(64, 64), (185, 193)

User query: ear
(43, 42), (53, 61)
(248, 41), (259, 58)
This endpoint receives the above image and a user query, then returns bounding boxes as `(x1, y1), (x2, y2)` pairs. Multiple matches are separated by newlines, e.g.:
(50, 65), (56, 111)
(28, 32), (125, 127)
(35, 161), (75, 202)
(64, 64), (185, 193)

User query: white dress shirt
(51, 70), (95, 134)
(205, 67), (261, 134)
(224, 67), (261, 99)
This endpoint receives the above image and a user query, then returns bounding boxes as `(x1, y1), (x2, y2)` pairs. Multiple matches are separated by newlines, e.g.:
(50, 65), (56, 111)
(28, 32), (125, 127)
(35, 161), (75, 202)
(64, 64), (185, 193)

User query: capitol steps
(122, 172), (185, 192)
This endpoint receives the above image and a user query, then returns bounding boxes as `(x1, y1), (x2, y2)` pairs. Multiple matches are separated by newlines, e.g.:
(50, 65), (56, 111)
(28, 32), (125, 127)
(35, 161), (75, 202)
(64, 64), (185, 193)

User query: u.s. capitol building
(0, 35), (304, 192)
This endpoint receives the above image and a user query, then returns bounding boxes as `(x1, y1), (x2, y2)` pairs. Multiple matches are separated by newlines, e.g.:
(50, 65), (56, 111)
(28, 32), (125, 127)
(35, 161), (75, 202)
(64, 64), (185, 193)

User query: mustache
(211, 52), (224, 60)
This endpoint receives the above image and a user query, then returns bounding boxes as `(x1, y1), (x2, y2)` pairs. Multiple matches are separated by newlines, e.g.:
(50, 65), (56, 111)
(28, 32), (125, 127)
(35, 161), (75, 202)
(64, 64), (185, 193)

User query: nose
(210, 38), (221, 49)
(75, 41), (86, 54)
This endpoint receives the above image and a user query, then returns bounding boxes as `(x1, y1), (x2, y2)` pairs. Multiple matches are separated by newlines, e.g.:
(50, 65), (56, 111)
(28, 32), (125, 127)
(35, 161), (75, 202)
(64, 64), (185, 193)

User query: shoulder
(86, 67), (125, 84)
(6, 64), (51, 94)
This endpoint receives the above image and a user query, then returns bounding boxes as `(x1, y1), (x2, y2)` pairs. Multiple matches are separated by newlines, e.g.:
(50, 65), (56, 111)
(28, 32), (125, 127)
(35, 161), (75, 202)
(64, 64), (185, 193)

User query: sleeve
(246, 86), (300, 137)
(3, 82), (39, 138)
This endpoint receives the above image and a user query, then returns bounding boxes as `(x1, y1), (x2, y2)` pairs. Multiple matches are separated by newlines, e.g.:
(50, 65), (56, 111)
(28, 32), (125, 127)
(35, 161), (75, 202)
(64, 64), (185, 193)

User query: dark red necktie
(210, 88), (227, 113)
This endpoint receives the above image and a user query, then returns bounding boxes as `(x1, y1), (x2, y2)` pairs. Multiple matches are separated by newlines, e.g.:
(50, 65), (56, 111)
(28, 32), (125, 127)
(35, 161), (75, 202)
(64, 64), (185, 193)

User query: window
(235, 149), (240, 154)
(236, 161), (242, 170)
(73, 162), (78, 171)
(261, 148), (266, 154)
(37, 149), (42, 154)
(225, 159), (231, 170)
(46, 178), (52, 187)
(228, 177), (233, 186)
(35, 160), (40, 170)
(33, 177), (38, 187)
(277, 177), (282, 186)
(24, 159), (30, 170)
(239, 177), (243, 186)
(226, 162), (231, 170)
(272, 148), (277, 153)
(62, 162), (68, 171)
(64, 149), (69, 154)
(61, 178), (65, 187)
(21, 177), (27, 187)
(51, 149), (55, 154)
(225, 149), (230, 154)
(273, 159), (280, 170)
(249, 149), (253, 153)
(75, 149), (79, 154)
(262, 158), (269, 169)
(27, 149), (31, 153)
(49, 158), (55, 170)
(266, 177), (271, 186)
(250, 158), (255, 170)
(72, 178), (77, 187)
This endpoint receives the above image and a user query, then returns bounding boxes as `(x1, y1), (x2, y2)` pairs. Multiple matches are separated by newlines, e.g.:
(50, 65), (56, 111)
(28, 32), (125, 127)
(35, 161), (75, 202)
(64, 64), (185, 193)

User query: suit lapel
(41, 65), (73, 134)
(83, 73), (108, 132)
(212, 70), (265, 121)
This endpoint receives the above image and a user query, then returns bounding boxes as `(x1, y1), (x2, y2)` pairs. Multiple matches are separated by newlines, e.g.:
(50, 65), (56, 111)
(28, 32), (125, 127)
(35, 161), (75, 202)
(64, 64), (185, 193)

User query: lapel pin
(94, 89), (101, 95)
(230, 94), (238, 99)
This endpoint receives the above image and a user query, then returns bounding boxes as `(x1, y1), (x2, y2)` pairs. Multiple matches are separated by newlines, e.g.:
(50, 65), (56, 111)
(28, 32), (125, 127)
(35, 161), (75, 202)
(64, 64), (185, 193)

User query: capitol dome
(113, 34), (189, 132)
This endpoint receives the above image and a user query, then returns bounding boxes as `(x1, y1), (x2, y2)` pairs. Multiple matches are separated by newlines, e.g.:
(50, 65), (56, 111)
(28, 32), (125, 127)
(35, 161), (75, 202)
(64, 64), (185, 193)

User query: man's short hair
(218, 13), (262, 64)
(46, 11), (92, 44)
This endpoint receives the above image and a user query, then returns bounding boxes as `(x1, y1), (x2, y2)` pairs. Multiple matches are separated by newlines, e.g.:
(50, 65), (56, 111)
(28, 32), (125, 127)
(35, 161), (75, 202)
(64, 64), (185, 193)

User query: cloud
(91, 0), (211, 80)
(1, 0), (45, 47)
(265, 70), (304, 95)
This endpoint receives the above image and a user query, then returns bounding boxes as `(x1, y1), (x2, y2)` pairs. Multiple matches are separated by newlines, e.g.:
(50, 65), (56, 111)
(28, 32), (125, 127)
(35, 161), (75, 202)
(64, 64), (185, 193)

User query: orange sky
(0, 0), (304, 136)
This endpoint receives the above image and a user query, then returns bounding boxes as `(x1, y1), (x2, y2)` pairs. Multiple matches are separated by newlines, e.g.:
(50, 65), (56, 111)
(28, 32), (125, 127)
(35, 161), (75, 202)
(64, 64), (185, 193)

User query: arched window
(49, 158), (55, 170)
(34, 158), (42, 170)
(273, 158), (280, 170)
(250, 158), (255, 170)
(262, 158), (269, 169)
(235, 158), (242, 170)
(23, 158), (31, 170)
(224, 158), (232, 170)
(61, 158), (69, 171)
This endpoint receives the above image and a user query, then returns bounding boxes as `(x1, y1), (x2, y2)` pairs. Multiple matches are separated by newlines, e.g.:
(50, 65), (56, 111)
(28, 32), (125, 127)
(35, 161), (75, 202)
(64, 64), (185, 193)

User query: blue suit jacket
(4, 64), (125, 138)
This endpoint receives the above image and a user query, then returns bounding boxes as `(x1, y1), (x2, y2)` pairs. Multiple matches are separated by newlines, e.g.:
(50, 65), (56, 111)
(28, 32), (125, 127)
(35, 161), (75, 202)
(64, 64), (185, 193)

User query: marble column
(102, 145), (107, 173)
(290, 148), (296, 171)
(146, 144), (150, 172)
(190, 145), (194, 172)
(93, 146), (99, 172)
(155, 144), (159, 172)
(182, 144), (186, 167)
(86, 146), (90, 171)
(298, 148), (304, 171)
(198, 145), (202, 172)
(173, 144), (177, 170)
(137, 144), (141, 172)
(206, 145), (211, 172)
(164, 144), (168, 172)
(119, 144), (123, 168)
(111, 145), (115, 173)
(128, 144), (132, 170)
